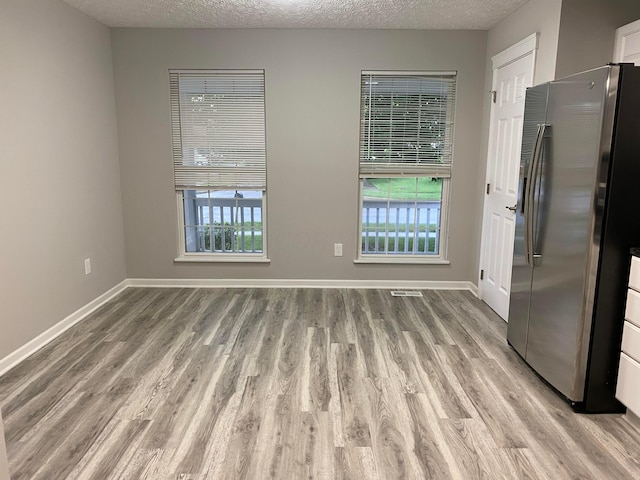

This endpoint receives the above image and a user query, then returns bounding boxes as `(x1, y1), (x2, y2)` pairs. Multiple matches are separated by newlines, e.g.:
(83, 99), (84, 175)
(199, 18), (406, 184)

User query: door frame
(478, 33), (538, 311)
(613, 18), (640, 63)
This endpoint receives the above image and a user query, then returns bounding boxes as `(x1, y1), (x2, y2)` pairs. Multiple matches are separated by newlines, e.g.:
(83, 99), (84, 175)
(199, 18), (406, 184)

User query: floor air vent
(390, 290), (423, 297)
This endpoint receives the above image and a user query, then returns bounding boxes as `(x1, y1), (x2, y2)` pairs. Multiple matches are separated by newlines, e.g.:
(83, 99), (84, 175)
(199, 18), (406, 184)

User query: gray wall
(0, 0), (126, 361)
(487, 0), (562, 86)
(112, 28), (487, 283)
(556, 0), (640, 78)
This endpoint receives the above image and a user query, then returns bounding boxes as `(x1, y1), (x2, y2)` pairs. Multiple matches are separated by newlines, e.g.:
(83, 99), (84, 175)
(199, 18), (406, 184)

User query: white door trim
(492, 33), (539, 70)
(478, 33), (538, 312)
(614, 18), (640, 63)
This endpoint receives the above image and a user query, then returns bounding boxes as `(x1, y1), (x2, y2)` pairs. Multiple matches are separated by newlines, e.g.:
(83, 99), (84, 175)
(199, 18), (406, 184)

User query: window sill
(175, 255), (271, 264)
(354, 257), (450, 265)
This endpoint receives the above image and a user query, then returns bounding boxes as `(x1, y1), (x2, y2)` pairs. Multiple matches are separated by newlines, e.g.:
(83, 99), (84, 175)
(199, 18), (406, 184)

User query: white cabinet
(617, 354), (640, 414)
(628, 256), (640, 292)
(616, 254), (640, 415)
(624, 288), (640, 328)
(622, 321), (640, 363)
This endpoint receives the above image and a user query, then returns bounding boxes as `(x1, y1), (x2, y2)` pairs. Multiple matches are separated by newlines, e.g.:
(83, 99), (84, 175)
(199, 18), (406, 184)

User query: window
(169, 70), (267, 261)
(357, 71), (456, 262)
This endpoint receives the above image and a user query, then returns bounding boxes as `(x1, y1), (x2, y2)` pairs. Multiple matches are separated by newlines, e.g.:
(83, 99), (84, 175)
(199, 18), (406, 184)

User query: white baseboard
(0, 280), (129, 377)
(128, 277), (478, 292)
(0, 277), (478, 376)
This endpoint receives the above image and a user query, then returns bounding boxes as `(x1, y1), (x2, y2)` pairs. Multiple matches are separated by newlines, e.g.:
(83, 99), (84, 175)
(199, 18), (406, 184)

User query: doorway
(479, 34), (537, 320)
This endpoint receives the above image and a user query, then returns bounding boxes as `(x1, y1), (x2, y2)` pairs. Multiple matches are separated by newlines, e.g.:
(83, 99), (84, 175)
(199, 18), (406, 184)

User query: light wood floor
(1, 288), (639, 479)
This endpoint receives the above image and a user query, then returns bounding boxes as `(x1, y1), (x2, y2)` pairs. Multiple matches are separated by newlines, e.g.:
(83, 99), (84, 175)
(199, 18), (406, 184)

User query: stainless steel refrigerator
(507, 64), (640, 413)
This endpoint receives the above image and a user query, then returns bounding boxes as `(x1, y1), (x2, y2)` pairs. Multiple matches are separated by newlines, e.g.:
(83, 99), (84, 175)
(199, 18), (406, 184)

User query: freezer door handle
(525, 123), (548, 265)
(522, 123), (542, 218)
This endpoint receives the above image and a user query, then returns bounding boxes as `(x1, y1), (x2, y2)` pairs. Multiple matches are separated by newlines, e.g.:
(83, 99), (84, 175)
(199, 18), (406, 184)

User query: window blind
(170, 70), (266, 190)
(359, 71), (457, 178)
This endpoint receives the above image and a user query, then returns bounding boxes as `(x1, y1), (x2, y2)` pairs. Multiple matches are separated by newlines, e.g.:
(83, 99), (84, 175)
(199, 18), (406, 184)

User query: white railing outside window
(183, 191), (263, 254)
(361, 199), (441, 255)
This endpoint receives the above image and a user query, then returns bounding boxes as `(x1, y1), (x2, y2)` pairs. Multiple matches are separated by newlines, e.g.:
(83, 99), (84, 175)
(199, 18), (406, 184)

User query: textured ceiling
(60, 0), (529, 29)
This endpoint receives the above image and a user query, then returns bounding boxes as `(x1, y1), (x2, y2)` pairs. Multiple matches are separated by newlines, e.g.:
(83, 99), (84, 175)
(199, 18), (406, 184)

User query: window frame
(169, 69), (268, 263)
(355, 70), (456, 264)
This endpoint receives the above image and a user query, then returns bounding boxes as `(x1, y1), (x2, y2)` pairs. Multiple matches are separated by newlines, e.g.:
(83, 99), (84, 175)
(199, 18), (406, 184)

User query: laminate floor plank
(404, 331), (473, 420)
(405, 392), (457, 479)
(172, 354), (244, 475)
(438, 345), (529, 448)
(475, 347), (625, 479)
(220, 375), (261, 480)
(299, 288), (327, 328)
(335, 344), (373, 448)
(329, 291), (355, 344)
(363, 378), (423, 480)
(0, 291), (134, 404)
(199, 375), (249, 479)
(1, 287), (639, 479)
(423, 290), (489, 359)
(203, 290), (259, 349)
(373, 316), (423, 394)
(68, 418), (150, 480)
(307, 327), (331, 411)
(501, 447), (557, 480)
(244, 394), (288, 479)
(575, 415), (640, 474)
(440, 418), (510, 480)
(1, 331), (104, 419)
(344, 290), (388, 379)
(114, 333), (198, 421)
(274, 316), (307, 397)
(283, 409), (334, 480)
(300, 327), (331, 412)
(30, 378), (138, 480)
(2, 337), (120, 444)
(194, 289), (237, 341)
(141, 345), (224, 450)
(411, 296), (457, 346)
(323, 290), (348, 332)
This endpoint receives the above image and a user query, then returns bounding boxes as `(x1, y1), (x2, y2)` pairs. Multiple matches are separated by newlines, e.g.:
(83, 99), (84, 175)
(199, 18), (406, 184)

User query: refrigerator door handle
(533, 123), (549, 266)
(525, 123), (547, 265)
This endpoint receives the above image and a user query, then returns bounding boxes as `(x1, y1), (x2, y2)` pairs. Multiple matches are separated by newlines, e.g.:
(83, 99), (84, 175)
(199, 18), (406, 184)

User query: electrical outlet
(84, 258), (91, 275)
(334, 243), (343, 257)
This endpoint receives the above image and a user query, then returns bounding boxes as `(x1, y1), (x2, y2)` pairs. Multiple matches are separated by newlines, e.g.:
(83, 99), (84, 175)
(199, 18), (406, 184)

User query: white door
(614, 19), (640, 64)
(480, 35), (537, 320)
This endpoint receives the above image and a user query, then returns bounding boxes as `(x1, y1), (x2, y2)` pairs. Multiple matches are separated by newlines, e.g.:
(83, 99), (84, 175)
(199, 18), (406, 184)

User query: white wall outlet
(334, 243), (343, 257)
(84, 258), (91, 275)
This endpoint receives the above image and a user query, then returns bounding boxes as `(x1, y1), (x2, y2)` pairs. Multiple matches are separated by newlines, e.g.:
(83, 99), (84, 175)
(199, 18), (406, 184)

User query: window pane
(361, 177), (442, 255)
(183, 189), (263, 254)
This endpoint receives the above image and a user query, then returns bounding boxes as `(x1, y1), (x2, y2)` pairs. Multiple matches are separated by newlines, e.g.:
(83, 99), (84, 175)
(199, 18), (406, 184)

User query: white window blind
(359, 71), (457, 178)
(170, 70), (266, 190)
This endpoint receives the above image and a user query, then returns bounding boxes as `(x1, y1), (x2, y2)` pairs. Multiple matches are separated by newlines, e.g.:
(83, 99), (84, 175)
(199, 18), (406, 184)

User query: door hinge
(491, 90), (497, 103)
(480, 269), (484, 280)
(486, 183), (490, 194)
